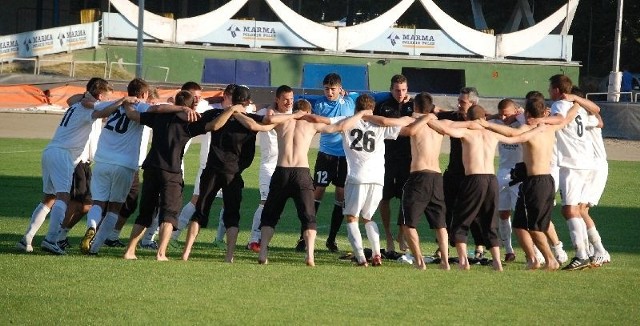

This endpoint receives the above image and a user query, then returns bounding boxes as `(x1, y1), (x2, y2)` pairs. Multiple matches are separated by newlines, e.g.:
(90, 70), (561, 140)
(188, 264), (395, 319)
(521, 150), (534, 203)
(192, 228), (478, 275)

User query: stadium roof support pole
(607, 0), (624, 102)
(136, 0), (145, 78)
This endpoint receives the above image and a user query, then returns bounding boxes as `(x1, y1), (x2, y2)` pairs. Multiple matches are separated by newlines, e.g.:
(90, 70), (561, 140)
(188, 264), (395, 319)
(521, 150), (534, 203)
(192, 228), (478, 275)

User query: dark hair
(86, 77), (105, 92)
(414, 92), (434, 113)
(571, 86), (585, 98)
(525, 97), (546, 118)
(355, 94), (375, 112)
(294, 99), (311, 113)
(323, 73), (342, 87)
(127, 78), (149, 98)
(231, 85), (251, 105)
(224, 84), (237, 96)
(174, 90), (195, 108)
(498, 98), (516, 112)
(525, 90), (544, 100)
(181, 81), (202, 92)
(549, 74), (573, 94)
(467, 104), (486, 120)
(460, 87), (479, 104)
(390, 74), (408, 88)
(275, 85), (293, 98)
(88, 79), (112, 98)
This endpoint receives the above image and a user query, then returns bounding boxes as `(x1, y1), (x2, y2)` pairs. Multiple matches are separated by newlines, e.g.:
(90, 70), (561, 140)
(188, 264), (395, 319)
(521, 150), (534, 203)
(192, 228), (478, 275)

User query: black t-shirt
(207, 112), (263, 175)
(374, 97), (413, 159)
(139, 111), (212, 173)
(437, 110), (466, 174)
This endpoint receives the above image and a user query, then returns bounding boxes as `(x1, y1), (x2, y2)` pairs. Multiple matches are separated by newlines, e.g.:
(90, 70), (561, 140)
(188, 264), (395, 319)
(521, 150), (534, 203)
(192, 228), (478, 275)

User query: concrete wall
(73, 42), (580, 98)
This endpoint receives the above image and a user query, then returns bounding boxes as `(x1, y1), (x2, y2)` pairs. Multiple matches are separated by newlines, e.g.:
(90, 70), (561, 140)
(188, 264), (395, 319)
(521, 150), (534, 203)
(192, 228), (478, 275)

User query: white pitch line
(0, 150), (41, 154)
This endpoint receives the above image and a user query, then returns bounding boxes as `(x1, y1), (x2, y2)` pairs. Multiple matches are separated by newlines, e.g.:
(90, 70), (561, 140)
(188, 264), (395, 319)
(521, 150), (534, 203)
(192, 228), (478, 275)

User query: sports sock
(314, 200), (321, 214)
(249, 204), (264, 243)
(327, 202), (343, 243)
(57, 228), (70, 242)
(45, 201), (66, 243)
(107, 228), (122, 241)
(90, 212), (118, 253)
(587, 227), (607, 255)
(172, 202), (196, 240)
(566, 217), (588, 259)
(24, 203), (50, 244)
(498, 218), (513, 253)
(364, 220), (381, 257)
(578, 218), (590, 256)
(86, 205), (102, 230)
(346, 221), (365, 263)
(142, 215), (159, 245)
(215, 208), (226, 242)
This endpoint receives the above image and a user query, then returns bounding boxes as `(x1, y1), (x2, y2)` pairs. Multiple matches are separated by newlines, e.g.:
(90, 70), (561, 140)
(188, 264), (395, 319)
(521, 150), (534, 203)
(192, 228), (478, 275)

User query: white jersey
(551, 100), (594, 169)
(77, 119), (103, 163)
(138, 126), (152, 167)
(492, 119), (523, 169)
(341, 120), (401, 185)
(93, 101), (151, 170)
(45, 102), (97, 164)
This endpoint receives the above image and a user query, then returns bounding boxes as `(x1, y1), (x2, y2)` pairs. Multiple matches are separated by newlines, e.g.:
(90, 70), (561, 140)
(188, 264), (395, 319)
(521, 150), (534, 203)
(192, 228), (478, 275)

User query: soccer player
(373, 74), (414, 256)
(78, 78), (197, 255)
(428, 105), (546, 271)
(399, 92), (450, 270)
(245, 85), (294, 253)
(118, 91), (242, 260)
(16, 79), (125, 254)
(298, 73), (355, 253)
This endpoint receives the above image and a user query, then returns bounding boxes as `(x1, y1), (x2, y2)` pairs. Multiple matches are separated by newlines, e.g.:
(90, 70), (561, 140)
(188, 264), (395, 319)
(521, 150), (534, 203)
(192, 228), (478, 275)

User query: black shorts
(382, 155), (411, 200)
(192, 165), (243, 228)
(261, 167), (317, 231)
(313, 151), (347, 188)
(400, 170), (446, 229)
(119, 169), (140, 218)
(135, 167), (184, 229)
(513, 175), (555, 232)
(442, 169), (465, 223)
(450, 174), (499, 248)
(70, 162), (92, 203)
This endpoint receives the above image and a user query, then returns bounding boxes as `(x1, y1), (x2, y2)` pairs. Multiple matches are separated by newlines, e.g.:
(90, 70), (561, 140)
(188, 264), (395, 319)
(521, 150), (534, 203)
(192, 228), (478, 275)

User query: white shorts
(259, 165), (276, 201)
(558, 167), (591, 206)
(41, 147), (74, 195)
(343, 182), (383, 220)
(585, 162), (608, 206)
(193, 166), (204, 196)
(91, 162), (136, 203)
(497, 168), (520, 211)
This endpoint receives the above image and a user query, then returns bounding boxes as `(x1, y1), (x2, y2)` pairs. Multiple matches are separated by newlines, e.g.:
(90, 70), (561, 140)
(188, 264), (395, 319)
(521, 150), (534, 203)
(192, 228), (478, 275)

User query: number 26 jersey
(341, 119), (401, 185)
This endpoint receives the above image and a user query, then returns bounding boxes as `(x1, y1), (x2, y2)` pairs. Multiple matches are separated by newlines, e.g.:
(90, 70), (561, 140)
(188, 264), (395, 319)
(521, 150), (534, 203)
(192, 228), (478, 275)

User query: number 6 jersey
(551, 100), (595, 170)
(341, 119), (401, 185)
(93, 101), (151, 170)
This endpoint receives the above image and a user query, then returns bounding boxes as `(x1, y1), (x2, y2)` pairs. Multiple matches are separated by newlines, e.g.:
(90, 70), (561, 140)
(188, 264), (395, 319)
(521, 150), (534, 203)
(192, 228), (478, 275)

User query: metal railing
(585, 91), (638, 103)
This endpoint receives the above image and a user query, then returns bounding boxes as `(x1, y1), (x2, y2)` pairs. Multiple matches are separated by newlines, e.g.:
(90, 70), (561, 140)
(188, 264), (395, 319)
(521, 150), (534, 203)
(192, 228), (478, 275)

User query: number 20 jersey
(93, 101), (151, 170)
(341, 120), (401, 185)
(551, 100), (594, 170)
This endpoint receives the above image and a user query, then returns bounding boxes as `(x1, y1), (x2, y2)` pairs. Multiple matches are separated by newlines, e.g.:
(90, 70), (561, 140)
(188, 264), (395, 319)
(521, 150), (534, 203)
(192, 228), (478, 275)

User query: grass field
(1, 138), (639, 324)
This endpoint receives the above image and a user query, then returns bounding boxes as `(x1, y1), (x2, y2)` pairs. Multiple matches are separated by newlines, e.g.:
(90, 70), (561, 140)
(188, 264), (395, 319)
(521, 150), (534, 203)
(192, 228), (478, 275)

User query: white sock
(587, 227), (606, 254)
(173, 202), (196, 240)
(364, 220), (381, 257)
(499, 218), (513, 253)
(142, 215), (159, 245)
(346, 221), (365, 263)
(578, 218), (590, 256)
(90, 212), (118, 253)
(24, 203), (50, 244)
(567, 217), (588, 259)
(45, 201), (66, 243)
(86, 205), (102, 230)
(216, 208), (226, 242)
(249, 204), (263, 243)
(108, 228), (122, 241)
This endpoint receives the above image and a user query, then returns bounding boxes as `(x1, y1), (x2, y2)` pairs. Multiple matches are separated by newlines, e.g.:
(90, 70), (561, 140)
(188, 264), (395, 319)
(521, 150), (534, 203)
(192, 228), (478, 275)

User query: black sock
(328, 204), (343, 243)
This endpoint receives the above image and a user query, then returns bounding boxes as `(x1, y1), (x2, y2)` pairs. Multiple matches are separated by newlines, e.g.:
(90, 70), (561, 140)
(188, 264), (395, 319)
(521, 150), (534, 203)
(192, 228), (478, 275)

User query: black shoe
(295, 238), (306, 252)
(325, 240), (339, 252)
(561, 257), (591, 271)
(104, 238), (126, 247)
(383, 250), (403, 260)
(57, 238), (70, 250)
